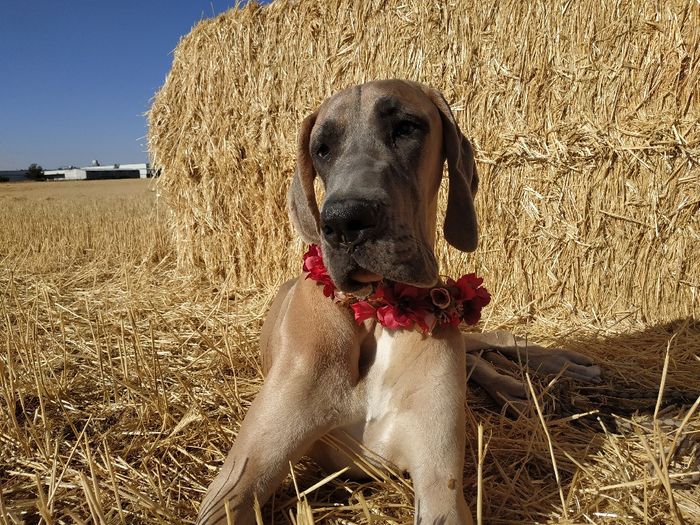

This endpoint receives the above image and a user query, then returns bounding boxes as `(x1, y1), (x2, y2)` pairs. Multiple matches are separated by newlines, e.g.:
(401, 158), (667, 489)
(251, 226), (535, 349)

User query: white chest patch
(365, 329), (398, 423)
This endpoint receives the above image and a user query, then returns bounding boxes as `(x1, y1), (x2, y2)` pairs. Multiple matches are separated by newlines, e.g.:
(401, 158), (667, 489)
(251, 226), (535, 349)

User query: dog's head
(288, 80), (478, 293)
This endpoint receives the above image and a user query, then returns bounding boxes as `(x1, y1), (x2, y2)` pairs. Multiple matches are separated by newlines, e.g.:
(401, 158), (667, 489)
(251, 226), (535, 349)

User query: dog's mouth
(340, 262), (384, 295)
(322, 238), (438, 293)
(349, 268), (383, 284)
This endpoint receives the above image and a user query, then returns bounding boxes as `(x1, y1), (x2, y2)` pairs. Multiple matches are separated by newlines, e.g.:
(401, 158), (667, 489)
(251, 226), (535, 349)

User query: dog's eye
(316, 144), (331, 159)
(393, 120), (417, 139)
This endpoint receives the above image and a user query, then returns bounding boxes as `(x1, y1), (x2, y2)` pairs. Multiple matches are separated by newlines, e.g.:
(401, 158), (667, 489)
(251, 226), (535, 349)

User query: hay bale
(148, 0), (699, 322)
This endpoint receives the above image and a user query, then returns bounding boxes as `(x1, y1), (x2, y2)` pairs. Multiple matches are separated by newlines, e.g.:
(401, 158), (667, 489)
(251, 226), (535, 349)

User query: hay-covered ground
(1, 180), (698, 524)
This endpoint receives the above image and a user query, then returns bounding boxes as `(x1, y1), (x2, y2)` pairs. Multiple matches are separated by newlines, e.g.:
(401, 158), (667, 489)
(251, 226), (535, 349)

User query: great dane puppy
(197, 80), (600, 525)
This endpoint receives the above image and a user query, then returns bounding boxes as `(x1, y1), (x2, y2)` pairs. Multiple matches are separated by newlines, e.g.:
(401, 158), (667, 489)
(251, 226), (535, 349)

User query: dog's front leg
(392, 332), (474, 525)
(196, 356), (343, 525)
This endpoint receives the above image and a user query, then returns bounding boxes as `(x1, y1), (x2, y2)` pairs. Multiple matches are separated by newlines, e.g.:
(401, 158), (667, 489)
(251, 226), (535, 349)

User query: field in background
(1, 182), (699, 523)
(0, 180), (165, 273)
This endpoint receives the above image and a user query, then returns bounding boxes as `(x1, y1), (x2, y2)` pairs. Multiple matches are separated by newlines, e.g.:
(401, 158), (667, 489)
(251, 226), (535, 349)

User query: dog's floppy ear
(422, 87), (479, 252)
(287, 111), (321, 244)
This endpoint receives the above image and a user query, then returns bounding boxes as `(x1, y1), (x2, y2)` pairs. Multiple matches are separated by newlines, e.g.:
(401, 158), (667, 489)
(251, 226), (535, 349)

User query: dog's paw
(488, 373), (527, 403)
(534, 347), (602, 382)
(467, 355), (529, 412)
(490, 345), (602, 383)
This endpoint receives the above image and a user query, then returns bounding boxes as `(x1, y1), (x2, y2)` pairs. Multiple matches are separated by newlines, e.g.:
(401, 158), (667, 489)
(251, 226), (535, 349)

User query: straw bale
(148, 0), (699, 322)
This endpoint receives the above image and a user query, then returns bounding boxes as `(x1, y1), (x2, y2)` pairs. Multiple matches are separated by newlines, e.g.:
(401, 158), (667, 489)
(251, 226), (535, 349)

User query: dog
(196, 80), (601, 525)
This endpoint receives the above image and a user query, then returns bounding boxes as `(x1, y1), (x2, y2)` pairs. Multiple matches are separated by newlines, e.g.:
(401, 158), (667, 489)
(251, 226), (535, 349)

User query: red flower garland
(302, 244), (490, 334)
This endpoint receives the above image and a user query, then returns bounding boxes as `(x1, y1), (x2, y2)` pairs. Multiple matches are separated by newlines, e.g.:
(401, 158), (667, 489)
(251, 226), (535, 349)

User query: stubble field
(1, 178), (698, 524)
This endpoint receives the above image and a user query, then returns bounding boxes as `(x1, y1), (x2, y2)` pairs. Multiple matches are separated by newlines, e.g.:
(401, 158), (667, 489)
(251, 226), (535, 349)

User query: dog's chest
(344, 329), (417, 464)
(365, 329), (399, 422)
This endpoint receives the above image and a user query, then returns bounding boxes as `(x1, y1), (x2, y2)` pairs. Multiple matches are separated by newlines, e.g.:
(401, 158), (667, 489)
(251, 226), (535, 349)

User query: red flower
(376, 304), (415, 330)
(462, 301), (483, 325)
(374, 283), (432, 332)
(449, 273), (483, 302)
(351, 301), (376, 324)
(456, 275), (490, 325)
(302, 244), (336, 298)
(376, 282), (430, 306)
(301, 244), (489, 332)
(302, 244), (324, 276)
(475, 286), (491, 307)
(443, 310), (462, 327)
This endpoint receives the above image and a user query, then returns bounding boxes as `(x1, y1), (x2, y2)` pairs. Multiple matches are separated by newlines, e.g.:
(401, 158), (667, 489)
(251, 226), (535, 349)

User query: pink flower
(351, 301), (376, 324)
(443, 310), (462, 327)
(302, 244), (490, 332)
(375, 283), (432, 332)
(302, 244), (336, 298)
(302, 244), (325, 276)
(376, 304), (415, 330)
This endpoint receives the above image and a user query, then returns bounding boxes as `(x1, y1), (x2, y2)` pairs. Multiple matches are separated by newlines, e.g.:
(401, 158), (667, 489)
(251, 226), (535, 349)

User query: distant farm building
(44, 163), (154, 181)
(0, 170), (28, 182)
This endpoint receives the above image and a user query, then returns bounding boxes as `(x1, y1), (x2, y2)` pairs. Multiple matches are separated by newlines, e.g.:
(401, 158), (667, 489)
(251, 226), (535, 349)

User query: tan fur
(197, 81), (600, 525)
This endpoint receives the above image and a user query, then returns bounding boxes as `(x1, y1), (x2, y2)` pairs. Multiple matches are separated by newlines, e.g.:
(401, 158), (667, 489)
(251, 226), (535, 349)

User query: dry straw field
(2, 0), (700, 523)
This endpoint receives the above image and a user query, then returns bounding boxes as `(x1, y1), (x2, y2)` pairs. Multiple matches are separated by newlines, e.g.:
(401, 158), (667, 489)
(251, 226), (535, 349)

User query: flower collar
(302, 244), (490, 335)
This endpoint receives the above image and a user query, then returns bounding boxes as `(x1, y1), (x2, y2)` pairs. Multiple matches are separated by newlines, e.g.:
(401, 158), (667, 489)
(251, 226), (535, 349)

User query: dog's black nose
(321, 199), (379, 247)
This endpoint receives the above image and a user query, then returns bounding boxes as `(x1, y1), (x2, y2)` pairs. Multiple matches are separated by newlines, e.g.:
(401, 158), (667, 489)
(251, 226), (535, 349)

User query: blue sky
(0, 1), (254, 170)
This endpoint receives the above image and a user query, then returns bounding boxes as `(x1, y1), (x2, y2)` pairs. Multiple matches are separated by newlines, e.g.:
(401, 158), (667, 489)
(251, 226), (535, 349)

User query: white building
(44, 163), (153, 181)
